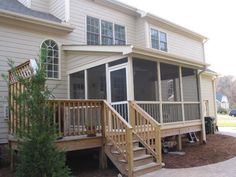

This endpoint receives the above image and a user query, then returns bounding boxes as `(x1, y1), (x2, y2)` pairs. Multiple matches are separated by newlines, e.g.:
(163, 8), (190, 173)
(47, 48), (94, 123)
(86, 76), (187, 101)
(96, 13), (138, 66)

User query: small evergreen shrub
(4, 59), (71, 177)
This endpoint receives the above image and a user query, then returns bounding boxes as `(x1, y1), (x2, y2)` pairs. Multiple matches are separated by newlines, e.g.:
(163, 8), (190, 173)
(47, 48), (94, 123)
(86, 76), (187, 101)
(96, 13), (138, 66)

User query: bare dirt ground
(1, 134), (236, 176)
(163, 134), (236, 168)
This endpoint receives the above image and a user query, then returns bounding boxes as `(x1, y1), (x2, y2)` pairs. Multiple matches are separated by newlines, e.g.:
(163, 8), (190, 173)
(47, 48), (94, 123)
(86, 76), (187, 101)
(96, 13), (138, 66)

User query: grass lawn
(217, 114), (236, 127)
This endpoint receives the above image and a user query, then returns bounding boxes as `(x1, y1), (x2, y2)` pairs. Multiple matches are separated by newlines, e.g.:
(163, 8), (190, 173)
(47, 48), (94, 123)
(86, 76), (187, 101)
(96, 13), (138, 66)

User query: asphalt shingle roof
(0, 0), (61, 23)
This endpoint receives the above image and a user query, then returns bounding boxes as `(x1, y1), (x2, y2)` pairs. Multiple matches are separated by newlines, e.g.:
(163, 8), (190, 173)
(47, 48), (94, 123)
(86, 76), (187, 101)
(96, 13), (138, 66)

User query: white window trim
(149, 26), (168, 52)
(85, 15), (127, 45)
(40, 39), (61, 80)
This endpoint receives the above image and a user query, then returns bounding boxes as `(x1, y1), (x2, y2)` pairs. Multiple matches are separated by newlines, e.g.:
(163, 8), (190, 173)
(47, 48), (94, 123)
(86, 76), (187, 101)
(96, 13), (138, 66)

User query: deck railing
(136, 101), (200, 124)
(103, 101), (133, 177)
(162, 103), (183, 123)
(137, 101), (160, 122)
(129, 101), (162, 164)
(48, 100), (103, 137)
(184, 103), (201, 121)
(111, 101), (129, 121)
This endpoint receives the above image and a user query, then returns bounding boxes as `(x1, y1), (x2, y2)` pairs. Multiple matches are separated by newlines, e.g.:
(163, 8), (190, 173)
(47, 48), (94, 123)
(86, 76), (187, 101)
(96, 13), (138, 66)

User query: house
(0, 0), (218, 176)
(216, 93), (230, 110)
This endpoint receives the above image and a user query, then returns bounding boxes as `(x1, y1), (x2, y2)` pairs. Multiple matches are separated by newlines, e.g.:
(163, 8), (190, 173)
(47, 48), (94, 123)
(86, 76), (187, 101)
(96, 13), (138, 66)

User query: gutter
(0, 9), (75, 33)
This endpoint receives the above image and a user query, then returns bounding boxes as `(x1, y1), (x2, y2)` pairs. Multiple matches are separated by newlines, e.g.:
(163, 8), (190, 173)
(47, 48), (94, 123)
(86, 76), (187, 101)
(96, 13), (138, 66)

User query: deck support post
(176, 134), (182, 151)
(99, 146), (107, 169)
(9, 143), (15, 171)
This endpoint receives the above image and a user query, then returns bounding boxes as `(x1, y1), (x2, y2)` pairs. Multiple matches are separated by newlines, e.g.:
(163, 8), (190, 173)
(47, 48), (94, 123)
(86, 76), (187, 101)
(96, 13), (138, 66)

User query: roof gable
(0, 0), (61, 23)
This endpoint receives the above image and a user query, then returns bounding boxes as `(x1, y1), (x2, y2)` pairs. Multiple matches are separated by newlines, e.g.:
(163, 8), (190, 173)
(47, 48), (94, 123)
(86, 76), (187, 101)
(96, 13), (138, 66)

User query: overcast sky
(119, 0), (236, 76)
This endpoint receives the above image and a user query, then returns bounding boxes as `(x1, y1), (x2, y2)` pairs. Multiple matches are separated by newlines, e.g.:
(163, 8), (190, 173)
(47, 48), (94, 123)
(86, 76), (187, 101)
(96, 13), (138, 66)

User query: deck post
(128, 101), (135, 127)
(127, 128), (133, 177)
(99, 102), (108, 169)
(176, 134), (182, 151)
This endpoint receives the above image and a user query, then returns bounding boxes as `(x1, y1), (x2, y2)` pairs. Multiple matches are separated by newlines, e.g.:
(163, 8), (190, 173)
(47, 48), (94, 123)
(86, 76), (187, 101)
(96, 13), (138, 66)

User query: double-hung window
(87, 16), (126, 45)
(101, 20), (113, 45)
(87, 16), (100, 45)
(151, 28), (168, 52)
(115, 24), (126, 45)
(151, 29), (159, 49)
(160, 32), (167, 52)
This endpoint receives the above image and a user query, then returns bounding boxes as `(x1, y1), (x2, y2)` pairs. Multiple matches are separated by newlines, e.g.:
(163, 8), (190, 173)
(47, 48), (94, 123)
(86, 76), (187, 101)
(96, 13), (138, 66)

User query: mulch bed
(1, 134), (236, 176)
(163, 134), (236, 168)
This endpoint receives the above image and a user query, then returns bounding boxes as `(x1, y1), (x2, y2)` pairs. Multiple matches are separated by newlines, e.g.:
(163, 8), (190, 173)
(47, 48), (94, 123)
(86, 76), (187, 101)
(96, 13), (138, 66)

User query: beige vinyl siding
(49, 0), (65, 21)
(31, 0), (49, 13)
(17, 0), (31, 8)
(69, 0), (136, 45)
(147, 24), (204, 61)
(135, 19), (147, 48)
(66, 52), (125, 73)
(201, 75), (216, 117)
(0, 98), (8, 144)
(0, 23), (71, 143)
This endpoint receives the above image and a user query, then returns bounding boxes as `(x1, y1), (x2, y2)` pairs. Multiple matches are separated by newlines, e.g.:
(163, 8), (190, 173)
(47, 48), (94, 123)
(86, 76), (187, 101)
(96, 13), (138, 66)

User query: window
(40, 40), (59, 79)
(70, 71), (85, 99)
(101, 20), (113, 45)
(115, 24), (126, 45)
(87, 16), (100, 45)
(151, 29), (159, 49)
(87, 16), (126, 45)
(160, 32), (167, 51)
(150, 28), (168, 52)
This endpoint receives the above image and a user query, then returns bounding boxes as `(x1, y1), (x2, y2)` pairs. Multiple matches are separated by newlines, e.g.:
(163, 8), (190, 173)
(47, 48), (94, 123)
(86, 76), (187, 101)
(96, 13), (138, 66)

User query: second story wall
(69, 0), (137, 45)
(49, 0), (66, 21)
(145, 21), (205, 61)
(31, 0), (49, 13)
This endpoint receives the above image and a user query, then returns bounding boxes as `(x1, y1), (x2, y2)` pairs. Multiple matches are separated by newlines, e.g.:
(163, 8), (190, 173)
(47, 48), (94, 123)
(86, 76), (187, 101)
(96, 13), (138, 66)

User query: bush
(217, 107), (228, 114)
(5, 59), (71, 177)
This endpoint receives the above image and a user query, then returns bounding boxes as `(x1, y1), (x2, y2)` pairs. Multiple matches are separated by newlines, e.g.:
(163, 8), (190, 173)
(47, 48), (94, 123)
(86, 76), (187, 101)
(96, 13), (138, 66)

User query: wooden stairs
(105, 138), (162, 176)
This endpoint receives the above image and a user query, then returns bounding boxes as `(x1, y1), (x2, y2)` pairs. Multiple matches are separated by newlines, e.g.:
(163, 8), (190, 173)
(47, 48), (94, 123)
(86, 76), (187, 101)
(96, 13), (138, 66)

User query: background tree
(216, 75), (236, 108)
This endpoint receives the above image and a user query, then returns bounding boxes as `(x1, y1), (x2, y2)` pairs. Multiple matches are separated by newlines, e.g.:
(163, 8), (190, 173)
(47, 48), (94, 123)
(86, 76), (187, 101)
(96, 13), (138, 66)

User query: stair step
(107, 140), (140, 147)
(133, 155), (153, 167)
(133, 162), (160, 176)
(133, 147), (146, 157)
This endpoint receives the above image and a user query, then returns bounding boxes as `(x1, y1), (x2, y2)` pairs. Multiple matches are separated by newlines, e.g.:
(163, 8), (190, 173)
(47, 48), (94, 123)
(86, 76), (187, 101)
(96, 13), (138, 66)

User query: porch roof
(62, 45), (209, 69)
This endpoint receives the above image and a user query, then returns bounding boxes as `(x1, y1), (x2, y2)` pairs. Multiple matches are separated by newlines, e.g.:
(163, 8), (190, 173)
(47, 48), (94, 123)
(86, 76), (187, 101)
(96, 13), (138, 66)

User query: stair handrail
(129, 101), (162, 164)
(103, 100), (133, 177)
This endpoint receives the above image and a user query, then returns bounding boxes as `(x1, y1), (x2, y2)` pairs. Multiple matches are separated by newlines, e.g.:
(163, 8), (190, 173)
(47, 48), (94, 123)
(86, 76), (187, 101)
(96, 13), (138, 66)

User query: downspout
(212, 75), (218, 127)
(198, 67), (207, 143)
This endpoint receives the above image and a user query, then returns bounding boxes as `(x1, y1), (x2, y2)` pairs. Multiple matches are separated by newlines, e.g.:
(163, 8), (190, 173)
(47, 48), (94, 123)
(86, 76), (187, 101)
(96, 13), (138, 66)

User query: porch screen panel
(133, 58), (159, 101)
(182, 68), (199, 101)
(70, 71), (85, 99)
(160, 63), (181, 101)
(87, 65), (106, 99)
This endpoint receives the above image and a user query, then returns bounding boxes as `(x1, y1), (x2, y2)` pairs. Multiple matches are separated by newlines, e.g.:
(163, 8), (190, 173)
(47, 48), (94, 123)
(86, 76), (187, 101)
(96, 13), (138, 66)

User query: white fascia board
(62, 45), (133, 55)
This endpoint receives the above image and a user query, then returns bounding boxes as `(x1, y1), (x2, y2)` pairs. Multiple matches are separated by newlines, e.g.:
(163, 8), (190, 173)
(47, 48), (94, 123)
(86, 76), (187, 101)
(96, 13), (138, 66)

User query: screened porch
(69, 56), (201, 126)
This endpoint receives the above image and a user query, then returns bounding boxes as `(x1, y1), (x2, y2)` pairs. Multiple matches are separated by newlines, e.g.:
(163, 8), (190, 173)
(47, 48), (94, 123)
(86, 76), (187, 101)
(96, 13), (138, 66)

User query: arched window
(40, 40), (59, 78)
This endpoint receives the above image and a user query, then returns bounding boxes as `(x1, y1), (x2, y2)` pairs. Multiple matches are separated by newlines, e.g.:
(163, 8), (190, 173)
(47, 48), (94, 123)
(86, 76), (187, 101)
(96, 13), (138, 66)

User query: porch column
(179, 67), (185, 123)
(198, 73), (207, 143)
(157, 62), (163, 125)
(127, 56), (134, 101)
